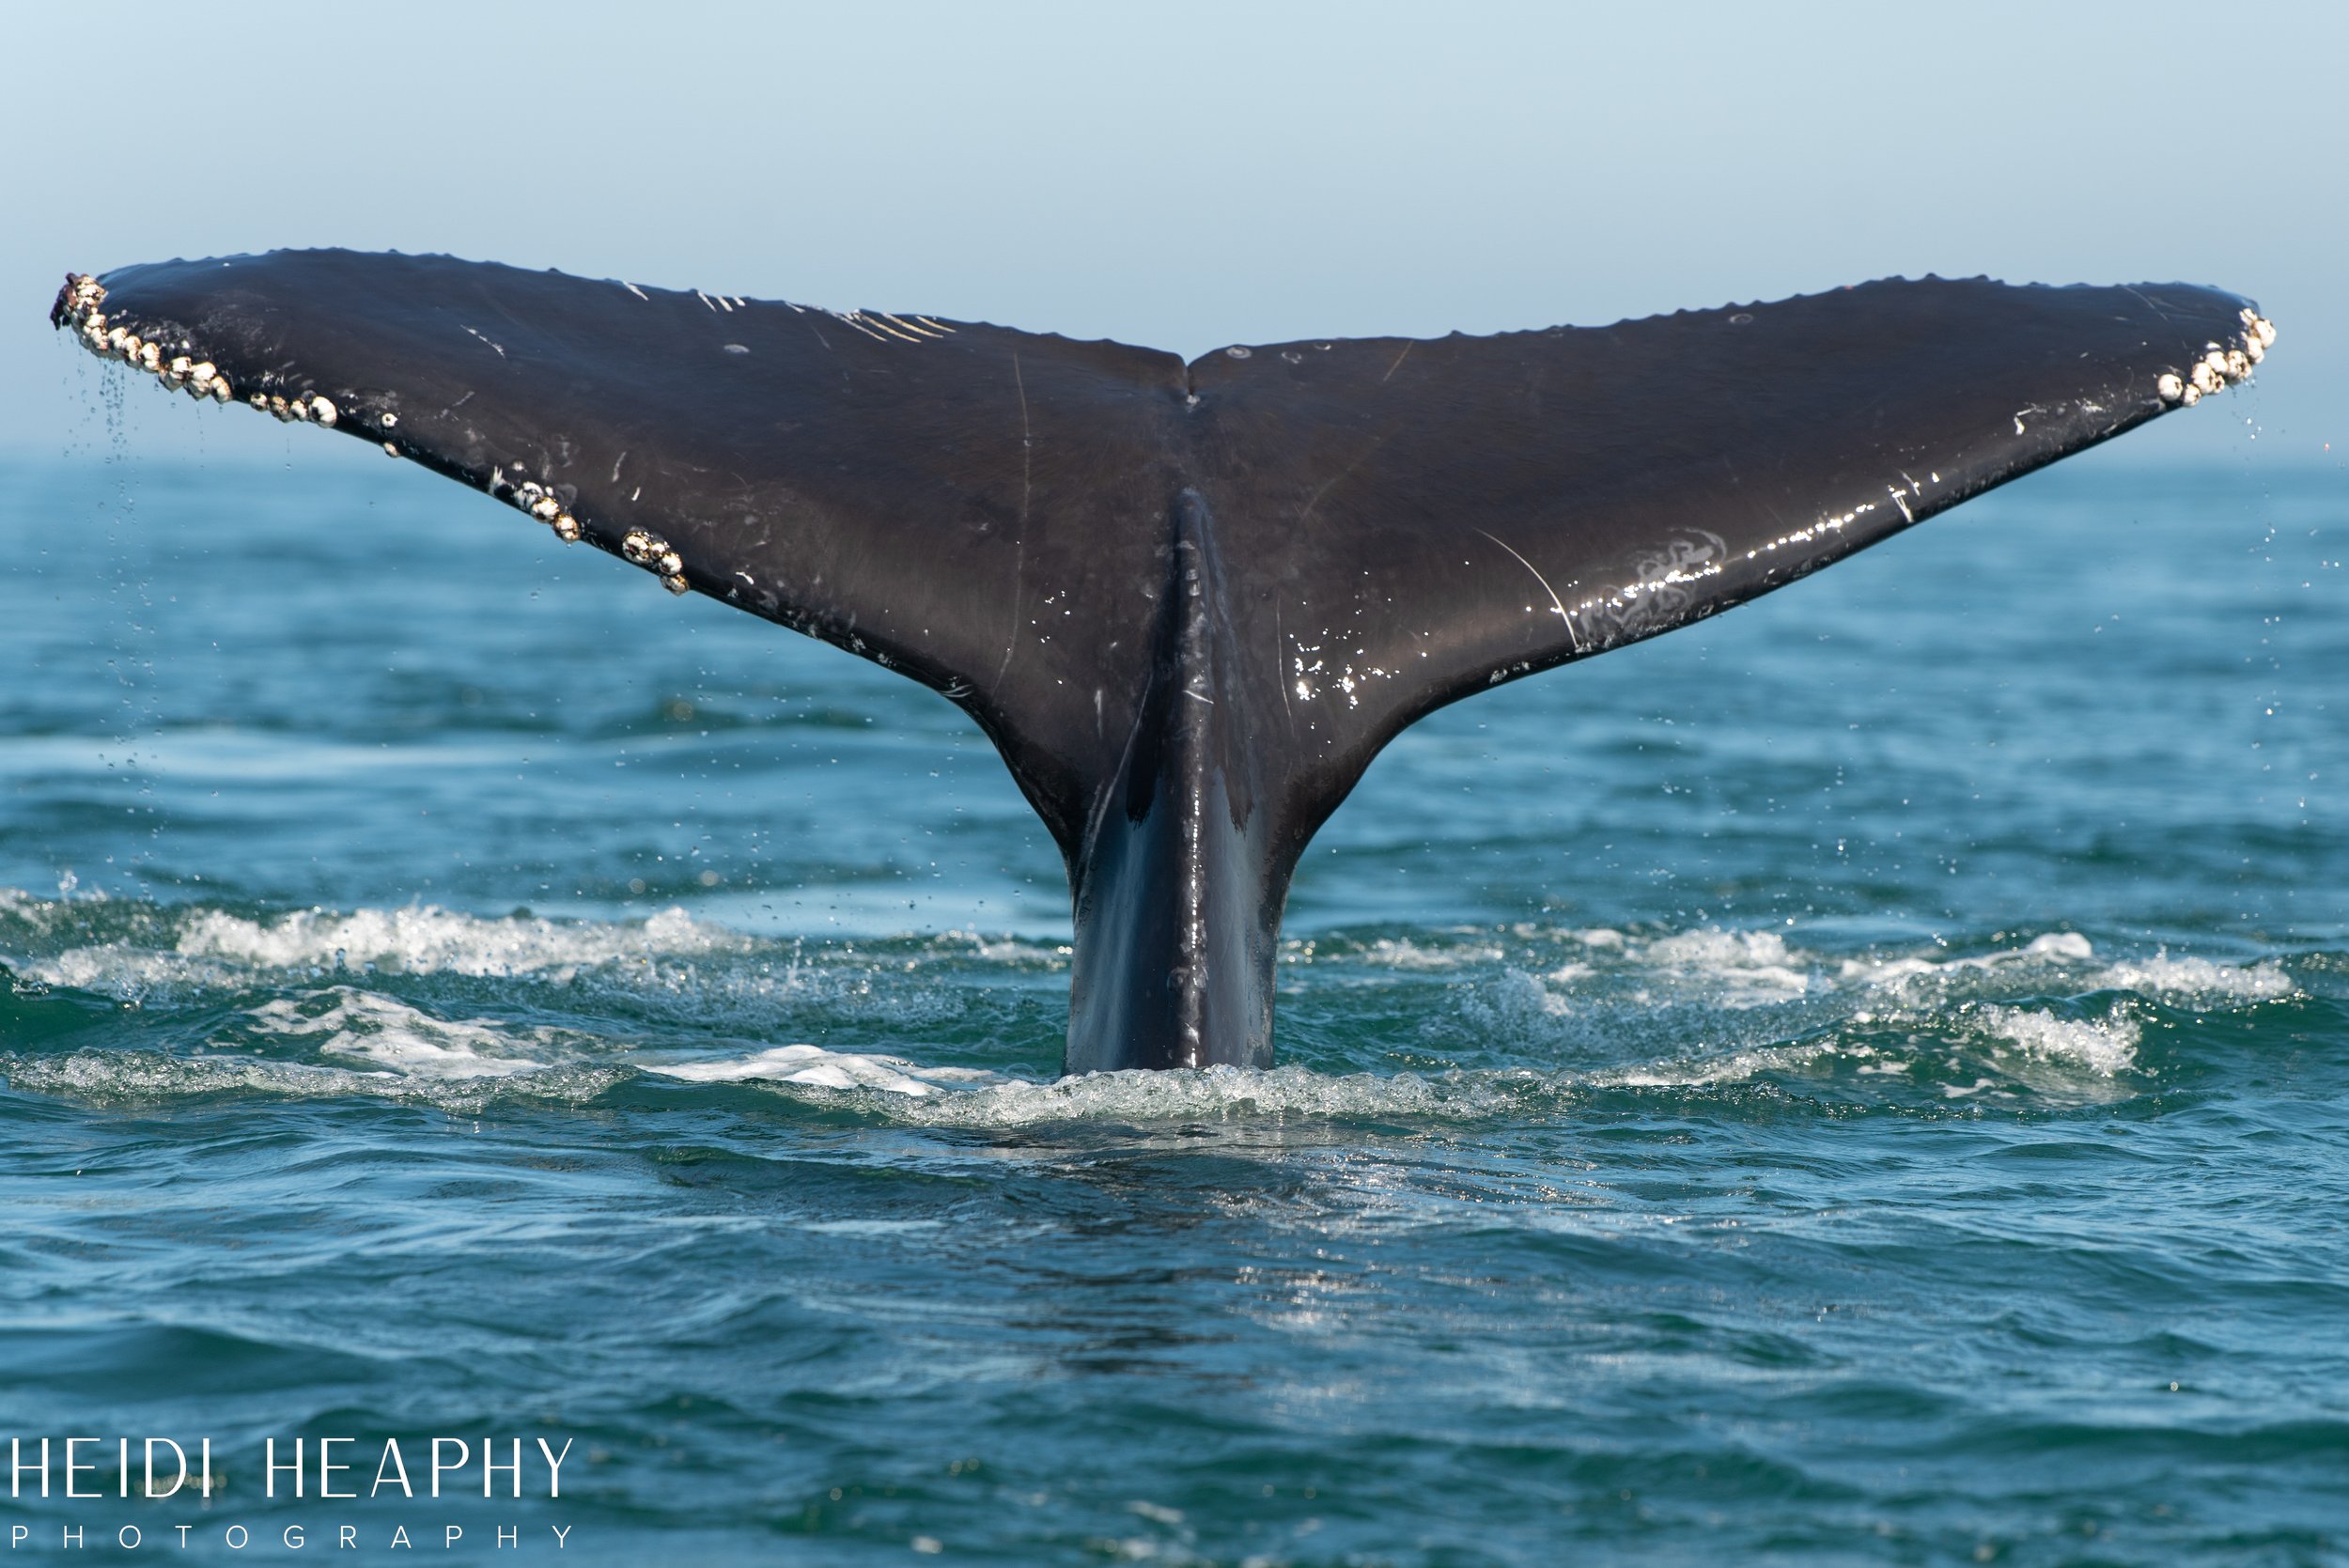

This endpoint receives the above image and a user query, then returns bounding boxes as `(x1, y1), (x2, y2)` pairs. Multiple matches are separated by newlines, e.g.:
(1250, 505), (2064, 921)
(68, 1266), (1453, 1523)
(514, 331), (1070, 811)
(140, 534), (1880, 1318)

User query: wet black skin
(51, 254), (2263, 1073)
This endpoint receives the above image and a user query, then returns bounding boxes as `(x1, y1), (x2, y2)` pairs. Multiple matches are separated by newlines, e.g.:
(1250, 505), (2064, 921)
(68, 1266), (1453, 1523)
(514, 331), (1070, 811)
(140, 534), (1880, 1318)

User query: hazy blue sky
(5, 1), (2340, 461)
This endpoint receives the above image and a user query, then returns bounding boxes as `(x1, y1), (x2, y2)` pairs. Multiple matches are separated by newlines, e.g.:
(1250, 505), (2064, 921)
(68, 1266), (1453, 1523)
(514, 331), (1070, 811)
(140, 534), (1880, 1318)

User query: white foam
(1464, 926), (1826, 1030)
(919, 929), (1071, 966)
(0, 1048), (624, 1110)
(1453, 924), (2293, 1082)
(1599, 1003), (2140, 1092)
(247, 989), (552, 1079)
(648, 1045), (1000, 1097)
(644, 1054), (1542, 1122)
(1838, 930), (2096, 986)
(1977, 1004), (2140, 1076)
(177, 903), (745, 978)
(2022, 931), (2097, 962)
(884, 1063), (1544, 1127)
(1469, 969), (1579, 1026)
(25, 942), (226, 993)
(4, 887), (2309, 1117)
(1634, 928), (1813, 1006)
(2091, 955), (2295, 1003)
(1595, 1040), (1839, 1090)
(964, 937), (1068, 966)
(1833, 930), (2295, 1012)
(7, 899), (754, 1000)
(1361, 937), (1504, 971)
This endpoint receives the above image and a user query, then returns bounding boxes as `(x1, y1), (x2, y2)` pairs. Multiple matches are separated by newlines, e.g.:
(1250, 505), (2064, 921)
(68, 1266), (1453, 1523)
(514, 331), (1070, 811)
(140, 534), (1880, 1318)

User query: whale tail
(52, 254), (2271, 1072)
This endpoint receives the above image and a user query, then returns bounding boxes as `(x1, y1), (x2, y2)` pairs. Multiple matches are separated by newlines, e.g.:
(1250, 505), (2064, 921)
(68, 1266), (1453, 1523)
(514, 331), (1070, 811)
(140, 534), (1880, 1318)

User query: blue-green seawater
(2, 429), (2344, 1564)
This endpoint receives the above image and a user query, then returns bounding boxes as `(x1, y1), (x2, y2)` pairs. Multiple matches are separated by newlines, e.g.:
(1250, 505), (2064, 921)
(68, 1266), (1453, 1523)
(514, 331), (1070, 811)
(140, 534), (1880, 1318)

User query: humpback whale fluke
(50, 254), (2275, 1075)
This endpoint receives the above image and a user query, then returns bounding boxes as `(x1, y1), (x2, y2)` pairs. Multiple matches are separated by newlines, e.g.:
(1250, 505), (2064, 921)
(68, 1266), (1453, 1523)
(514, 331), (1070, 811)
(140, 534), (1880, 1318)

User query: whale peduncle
(1065, 489), (1287, 1072)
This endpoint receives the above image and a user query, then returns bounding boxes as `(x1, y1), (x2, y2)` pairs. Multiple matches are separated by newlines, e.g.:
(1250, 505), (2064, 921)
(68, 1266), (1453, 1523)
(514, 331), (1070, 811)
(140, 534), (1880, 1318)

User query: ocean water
(2, 424), (2345, 1564)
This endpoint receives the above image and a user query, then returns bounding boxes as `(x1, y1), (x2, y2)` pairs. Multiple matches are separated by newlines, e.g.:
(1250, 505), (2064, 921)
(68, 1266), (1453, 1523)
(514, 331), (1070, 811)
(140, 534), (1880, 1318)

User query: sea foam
(0, 888), (2310, 1117)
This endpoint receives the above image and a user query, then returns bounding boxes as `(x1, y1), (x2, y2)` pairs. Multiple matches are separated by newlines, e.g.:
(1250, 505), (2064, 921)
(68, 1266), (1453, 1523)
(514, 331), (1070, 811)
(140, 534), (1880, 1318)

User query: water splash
(0, 887), (2310, 1122)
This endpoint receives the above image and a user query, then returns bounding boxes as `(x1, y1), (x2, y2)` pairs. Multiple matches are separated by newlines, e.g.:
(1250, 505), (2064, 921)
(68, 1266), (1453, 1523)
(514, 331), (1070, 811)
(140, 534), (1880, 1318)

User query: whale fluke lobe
(51, 252), (2273, 1074)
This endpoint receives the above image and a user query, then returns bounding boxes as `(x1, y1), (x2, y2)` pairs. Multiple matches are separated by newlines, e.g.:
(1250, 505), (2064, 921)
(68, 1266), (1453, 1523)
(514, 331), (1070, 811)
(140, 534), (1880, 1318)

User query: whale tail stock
(52, 254), (2272, 1073)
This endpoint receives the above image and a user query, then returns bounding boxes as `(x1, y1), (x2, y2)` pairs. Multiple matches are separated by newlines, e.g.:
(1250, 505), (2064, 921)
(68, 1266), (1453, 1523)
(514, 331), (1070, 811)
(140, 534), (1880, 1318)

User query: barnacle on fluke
(47, 251), (2277, 1076)
(622, 529), (690, 594)
(48, 269), (647, 581)
(52, 273), (230, 402)
(2151, 307), (2276, 408)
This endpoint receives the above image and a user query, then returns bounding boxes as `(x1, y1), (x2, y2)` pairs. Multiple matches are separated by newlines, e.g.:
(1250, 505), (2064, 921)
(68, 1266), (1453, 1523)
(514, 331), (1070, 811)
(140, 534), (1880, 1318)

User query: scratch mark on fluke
(1475, 528), (1580, 654)
(994, 352), (1033, 693)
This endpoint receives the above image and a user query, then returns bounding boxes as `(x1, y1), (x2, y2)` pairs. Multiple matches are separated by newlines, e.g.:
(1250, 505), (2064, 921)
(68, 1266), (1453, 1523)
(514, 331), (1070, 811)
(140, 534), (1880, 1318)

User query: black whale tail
(50, 254), (2273, 1072)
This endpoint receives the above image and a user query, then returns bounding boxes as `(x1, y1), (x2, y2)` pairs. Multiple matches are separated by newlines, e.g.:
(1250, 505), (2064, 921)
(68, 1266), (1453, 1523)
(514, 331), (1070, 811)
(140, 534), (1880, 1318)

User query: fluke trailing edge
(49, 255), (2274, 1075)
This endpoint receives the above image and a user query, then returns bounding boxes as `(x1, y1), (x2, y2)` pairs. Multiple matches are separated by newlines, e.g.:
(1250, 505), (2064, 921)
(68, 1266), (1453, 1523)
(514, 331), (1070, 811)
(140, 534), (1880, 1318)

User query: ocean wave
(1974, 1002), (2141, 1076)
(647, 1043), (1003, 1096)
(1838, 929), (2096, 986)
(877, 1062), (1549, 1126)
(0, 888), (2311, 1117)
(1591, 1040), (1841, 1091)
(636, 1052), (1560, 1124)
(0, 1048), (626, 1110)
(3, 889), (2301, 1015)
(181, 903), (736, 986)
(2092, 954), (2295, 1002)
(1354, 935), (1508, 971)
(247, 987), (565, 1079)
(1632, 927), (1815, 1005)
(0, 895), (754, 1001)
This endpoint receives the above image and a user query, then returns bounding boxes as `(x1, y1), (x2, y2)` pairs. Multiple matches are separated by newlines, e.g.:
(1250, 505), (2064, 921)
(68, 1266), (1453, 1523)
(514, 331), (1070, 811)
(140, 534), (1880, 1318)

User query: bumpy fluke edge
(47, 271), (640, 574)
(2151, 306), (2276, 407)
(54, 272), (231, 405)
(48, 270), (2276, 601)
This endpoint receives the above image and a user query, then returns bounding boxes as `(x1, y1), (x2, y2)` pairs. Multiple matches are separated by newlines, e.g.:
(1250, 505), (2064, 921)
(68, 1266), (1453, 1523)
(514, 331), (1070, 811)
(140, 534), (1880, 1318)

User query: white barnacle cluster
(622, 528), (690, 595)
(2156, 310), (2275, 408)
(58, 273), (234, 404)
(506, 478), (583, 544)
(254, 390), (338, 426)
(58, 272), (103, 320)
